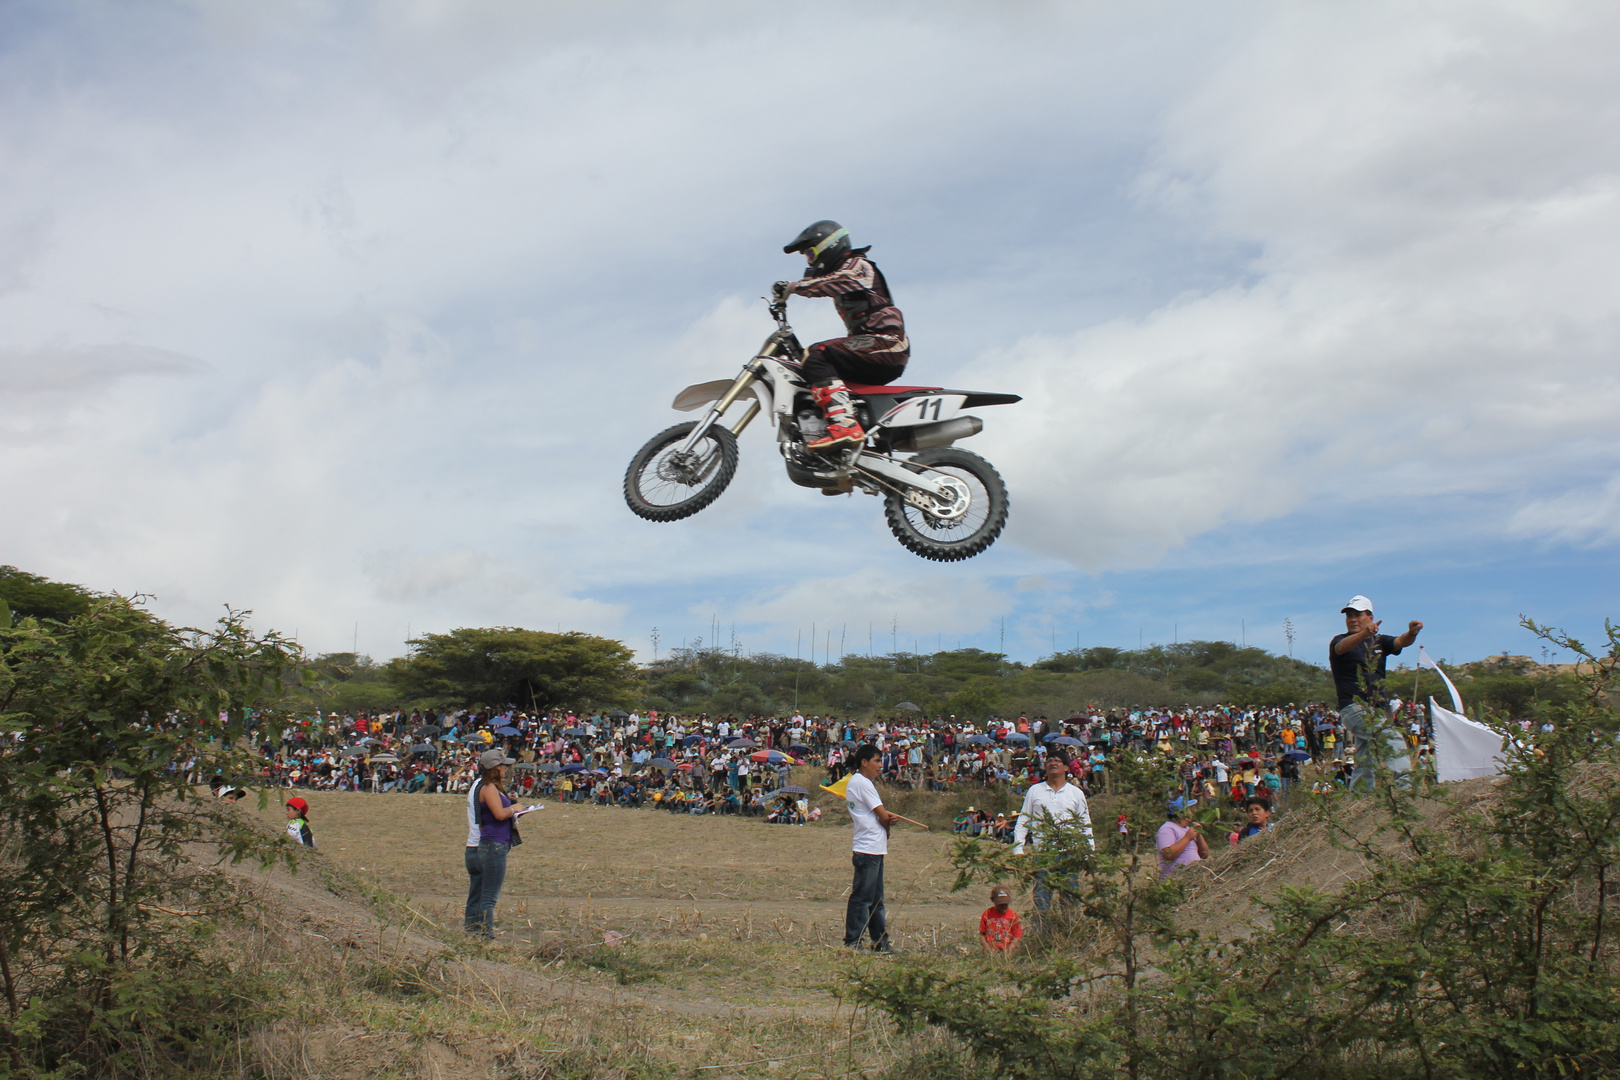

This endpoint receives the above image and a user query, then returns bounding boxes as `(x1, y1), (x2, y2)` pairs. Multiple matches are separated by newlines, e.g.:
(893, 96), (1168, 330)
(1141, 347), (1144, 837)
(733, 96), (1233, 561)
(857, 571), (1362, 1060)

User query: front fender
(672, 379), (763, 412)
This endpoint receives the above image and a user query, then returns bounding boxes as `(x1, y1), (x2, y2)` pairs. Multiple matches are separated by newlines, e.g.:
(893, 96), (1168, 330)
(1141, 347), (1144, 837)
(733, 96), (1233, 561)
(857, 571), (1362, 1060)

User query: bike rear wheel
(624, 421), (739, 522)
(882, 447), (1009, 561)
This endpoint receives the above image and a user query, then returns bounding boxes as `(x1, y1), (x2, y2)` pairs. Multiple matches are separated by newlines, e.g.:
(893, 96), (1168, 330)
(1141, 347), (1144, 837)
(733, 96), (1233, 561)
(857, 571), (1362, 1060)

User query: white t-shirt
(466, 781), (481, 847)
(845, 772), (888, 856)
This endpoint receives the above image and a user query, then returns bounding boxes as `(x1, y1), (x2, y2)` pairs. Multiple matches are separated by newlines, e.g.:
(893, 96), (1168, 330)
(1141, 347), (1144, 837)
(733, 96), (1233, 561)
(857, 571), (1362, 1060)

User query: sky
(3, 1), (1618, 672)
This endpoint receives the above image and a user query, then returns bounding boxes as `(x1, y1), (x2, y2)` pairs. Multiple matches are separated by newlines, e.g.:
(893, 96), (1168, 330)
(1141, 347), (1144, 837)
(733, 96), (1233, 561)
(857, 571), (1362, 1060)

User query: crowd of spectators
(237, 700), (1438, 820)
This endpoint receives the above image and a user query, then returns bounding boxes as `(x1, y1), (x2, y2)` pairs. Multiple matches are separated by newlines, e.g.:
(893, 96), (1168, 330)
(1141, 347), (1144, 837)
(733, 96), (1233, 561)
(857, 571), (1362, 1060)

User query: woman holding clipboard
(465, 749), (541, 939)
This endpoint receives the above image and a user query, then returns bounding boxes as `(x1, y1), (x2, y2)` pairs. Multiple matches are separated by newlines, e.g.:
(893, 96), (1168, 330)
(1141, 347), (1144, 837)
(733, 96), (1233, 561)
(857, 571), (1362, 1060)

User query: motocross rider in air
(774, 221), (909, 453)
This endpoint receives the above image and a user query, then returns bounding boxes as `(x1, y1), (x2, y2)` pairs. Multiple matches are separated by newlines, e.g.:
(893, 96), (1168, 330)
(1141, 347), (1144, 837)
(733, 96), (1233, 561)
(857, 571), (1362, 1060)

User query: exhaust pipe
(890, 415), (982, 452)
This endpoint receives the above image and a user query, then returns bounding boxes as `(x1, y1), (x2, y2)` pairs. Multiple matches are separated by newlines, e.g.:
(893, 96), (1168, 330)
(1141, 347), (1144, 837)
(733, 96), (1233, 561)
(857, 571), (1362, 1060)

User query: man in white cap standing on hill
(1330, 595), (1423, 790)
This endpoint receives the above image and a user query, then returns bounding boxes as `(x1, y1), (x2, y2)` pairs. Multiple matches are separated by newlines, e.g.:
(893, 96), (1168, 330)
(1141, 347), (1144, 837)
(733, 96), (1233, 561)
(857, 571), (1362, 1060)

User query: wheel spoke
(903, 467), (989, 539)
(638, 440), (724, 507)
(624, 421), (740, 522)
(881, 448), (1008, 562)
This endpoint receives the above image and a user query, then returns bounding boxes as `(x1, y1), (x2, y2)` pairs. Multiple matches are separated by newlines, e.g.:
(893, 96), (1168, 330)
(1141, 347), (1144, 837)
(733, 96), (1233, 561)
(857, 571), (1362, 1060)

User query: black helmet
(784, 219), (852, 275)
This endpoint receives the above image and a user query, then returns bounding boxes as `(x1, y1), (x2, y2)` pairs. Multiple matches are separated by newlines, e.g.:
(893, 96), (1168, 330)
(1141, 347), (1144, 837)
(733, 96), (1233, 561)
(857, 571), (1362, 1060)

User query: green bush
(850, 618), (1620, 1079)
(0, 596), (301, 1078)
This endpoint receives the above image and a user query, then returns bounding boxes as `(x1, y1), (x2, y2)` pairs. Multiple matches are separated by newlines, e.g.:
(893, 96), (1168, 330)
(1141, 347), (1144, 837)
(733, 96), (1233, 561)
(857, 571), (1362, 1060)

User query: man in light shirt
(844, 743), (900, 952)
(1013, 754), (1094, 920)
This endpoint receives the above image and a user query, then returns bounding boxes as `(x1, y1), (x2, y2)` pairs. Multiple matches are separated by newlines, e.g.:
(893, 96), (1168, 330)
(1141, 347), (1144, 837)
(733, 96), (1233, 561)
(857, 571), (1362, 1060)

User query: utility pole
(891, 613), (898, 656)
(651, 626), (661, 661)
(1283, 618), (1295, 657)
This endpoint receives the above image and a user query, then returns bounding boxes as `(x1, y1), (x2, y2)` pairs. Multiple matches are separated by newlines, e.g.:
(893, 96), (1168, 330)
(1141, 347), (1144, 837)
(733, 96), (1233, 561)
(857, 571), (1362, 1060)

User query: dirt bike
(623, 293), (1020, 561)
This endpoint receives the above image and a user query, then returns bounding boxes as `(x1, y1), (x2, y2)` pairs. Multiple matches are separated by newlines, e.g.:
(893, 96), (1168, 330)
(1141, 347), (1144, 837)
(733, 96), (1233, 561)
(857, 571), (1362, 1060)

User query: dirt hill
(217, 782), (1502, 1078)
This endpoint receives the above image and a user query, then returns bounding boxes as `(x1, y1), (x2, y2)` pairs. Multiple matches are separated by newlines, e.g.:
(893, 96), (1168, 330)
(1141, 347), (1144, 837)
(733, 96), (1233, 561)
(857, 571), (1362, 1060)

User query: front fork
(679, 360), (764, 452)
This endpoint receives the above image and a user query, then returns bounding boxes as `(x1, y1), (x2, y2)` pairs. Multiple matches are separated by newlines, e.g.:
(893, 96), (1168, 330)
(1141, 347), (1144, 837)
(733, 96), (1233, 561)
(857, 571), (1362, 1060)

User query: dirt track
(247, 792), (987, 949)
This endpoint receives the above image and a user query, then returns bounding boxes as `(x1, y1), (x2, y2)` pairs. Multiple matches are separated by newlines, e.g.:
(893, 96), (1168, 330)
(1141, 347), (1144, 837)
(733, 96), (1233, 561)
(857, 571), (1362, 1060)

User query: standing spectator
(1013, 754), (1094, 923)
(468, 749), (525, 940)
(1330, 595), (1422, 790)
(843, 744), (899, 953)
(979, 886), (1023, 953)
(284, 797), (315, 849)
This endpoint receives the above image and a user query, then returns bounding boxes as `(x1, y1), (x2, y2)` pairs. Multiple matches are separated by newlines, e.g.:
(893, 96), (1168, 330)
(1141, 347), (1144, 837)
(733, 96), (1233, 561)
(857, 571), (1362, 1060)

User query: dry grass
(219, 789), (1003, 1078)
(214, 780), (1489, 1078)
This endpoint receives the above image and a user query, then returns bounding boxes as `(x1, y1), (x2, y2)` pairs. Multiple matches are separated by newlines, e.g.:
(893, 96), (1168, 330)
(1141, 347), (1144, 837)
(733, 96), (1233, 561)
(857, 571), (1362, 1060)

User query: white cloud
(0, 2), (1615, 664)
(1509, 476), (1620, 546)
(989, 3), (1620, 567)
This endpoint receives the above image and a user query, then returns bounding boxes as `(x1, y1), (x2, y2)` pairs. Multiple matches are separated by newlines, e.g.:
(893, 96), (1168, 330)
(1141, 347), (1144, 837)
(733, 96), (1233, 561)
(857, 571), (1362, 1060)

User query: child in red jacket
(979, 886), (1023, 953)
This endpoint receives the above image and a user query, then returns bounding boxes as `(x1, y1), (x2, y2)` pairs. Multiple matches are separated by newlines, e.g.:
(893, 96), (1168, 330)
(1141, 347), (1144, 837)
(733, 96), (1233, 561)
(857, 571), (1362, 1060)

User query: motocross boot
(807, 381), (865, 453)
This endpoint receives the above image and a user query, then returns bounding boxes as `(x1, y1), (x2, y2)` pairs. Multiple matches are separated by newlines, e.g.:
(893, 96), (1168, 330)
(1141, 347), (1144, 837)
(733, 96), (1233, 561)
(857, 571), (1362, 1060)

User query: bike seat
(845, 383), (943, 397)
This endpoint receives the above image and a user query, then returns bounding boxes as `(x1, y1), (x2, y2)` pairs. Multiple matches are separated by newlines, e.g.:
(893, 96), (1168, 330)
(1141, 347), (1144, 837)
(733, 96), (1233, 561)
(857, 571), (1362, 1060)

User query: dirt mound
(1172, 778), (1503, 939)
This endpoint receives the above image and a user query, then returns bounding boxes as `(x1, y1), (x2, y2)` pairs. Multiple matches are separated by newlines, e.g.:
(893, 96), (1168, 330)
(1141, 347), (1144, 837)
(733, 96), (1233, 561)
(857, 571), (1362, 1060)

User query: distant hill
(638, 640), (1337, 719)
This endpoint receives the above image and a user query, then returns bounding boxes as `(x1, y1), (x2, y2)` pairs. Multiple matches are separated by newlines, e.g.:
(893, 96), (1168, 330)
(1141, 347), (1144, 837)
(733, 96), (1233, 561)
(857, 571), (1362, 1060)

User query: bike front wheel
(882, 447), (1009, 561)
(624, 421), (739, 522)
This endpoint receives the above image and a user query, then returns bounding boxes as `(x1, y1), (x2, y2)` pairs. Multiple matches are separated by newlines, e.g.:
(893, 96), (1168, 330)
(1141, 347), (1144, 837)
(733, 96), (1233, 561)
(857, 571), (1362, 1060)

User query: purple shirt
(478, 784), (513, 846)
(1156, 820), (1201, 878)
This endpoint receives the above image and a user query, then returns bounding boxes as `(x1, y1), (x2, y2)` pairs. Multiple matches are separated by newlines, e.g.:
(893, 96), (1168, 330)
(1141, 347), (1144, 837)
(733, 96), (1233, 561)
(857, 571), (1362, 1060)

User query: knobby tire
(624, 421), (739, 522)
(882, 447), (1009, 562)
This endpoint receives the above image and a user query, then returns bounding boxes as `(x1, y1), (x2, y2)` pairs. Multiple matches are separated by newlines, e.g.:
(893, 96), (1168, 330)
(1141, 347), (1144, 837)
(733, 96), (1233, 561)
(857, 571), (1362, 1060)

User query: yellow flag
(819, 773), (851, 799)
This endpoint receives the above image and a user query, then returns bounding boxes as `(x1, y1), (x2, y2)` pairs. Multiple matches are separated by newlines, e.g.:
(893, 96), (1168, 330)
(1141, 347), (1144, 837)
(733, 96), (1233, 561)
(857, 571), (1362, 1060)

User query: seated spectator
(1235, 796), (1273, 841)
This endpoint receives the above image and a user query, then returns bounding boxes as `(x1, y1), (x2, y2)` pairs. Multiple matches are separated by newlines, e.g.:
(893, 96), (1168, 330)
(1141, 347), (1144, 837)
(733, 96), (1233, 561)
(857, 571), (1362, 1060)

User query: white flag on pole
(1417, 647), (1505, 781)
(1429, 698), (1507, 782)
(1418, 646), (1465, 714)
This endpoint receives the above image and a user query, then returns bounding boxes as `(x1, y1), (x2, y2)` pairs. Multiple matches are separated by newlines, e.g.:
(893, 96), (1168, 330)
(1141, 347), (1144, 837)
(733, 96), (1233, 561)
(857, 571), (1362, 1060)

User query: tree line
(0, 566), (1585, 719)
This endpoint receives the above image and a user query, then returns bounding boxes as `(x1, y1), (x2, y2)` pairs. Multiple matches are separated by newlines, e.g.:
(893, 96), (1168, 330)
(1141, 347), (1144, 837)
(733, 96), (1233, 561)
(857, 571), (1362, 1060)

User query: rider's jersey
(791, 255), (905, 338)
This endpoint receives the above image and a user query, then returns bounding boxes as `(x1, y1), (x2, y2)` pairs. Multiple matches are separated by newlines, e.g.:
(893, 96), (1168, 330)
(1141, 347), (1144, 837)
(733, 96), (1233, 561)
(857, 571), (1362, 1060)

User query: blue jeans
(466, 842), (509, 938)
(1341, 704), (1410, 791)
(844, 852), (888, 949)
(1032, 869), (1080, 925)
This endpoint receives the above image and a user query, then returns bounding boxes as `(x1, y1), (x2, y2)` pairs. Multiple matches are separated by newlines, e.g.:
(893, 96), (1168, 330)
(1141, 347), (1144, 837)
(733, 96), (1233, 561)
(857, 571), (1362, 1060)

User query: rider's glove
(771, 281), (794, 301)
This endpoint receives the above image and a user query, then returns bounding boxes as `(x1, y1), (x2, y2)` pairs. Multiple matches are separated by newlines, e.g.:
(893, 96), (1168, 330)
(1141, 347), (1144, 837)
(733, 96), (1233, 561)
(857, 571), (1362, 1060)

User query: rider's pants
(801, 334), (910, 387)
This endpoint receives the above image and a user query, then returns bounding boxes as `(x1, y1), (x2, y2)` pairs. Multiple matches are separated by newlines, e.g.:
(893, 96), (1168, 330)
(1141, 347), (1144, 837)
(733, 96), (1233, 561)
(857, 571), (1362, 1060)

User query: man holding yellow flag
(825, 744), (901, 952)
